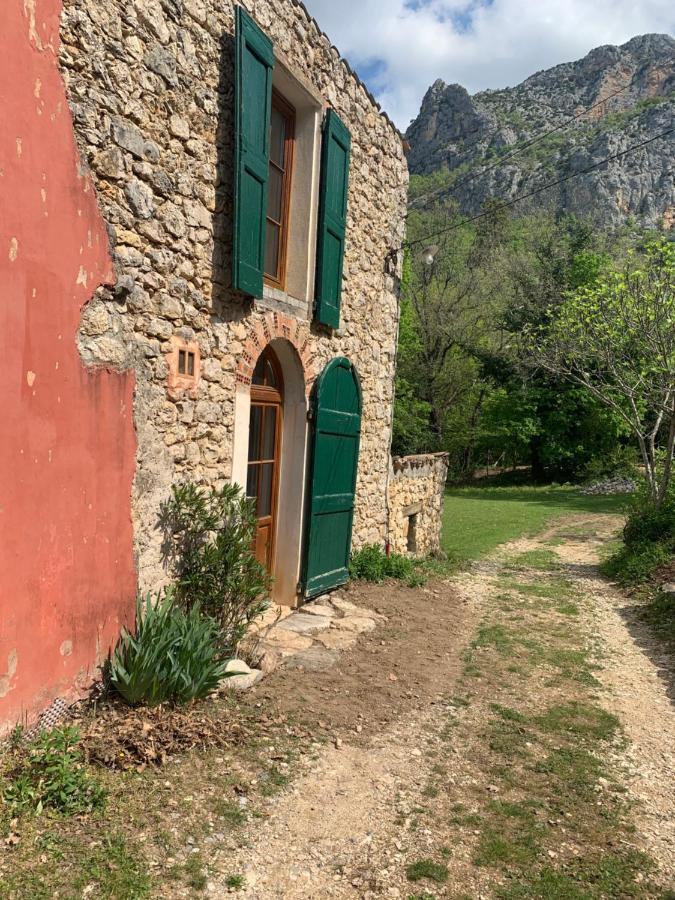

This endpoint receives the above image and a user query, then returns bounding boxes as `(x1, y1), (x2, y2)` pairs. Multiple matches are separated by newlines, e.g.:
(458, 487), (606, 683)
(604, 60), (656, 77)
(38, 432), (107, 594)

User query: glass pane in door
(262, 406), (277, 460)
(257, 463), (274, 517)
(248, 405), (262, 461)
(246, 464), (258, 506)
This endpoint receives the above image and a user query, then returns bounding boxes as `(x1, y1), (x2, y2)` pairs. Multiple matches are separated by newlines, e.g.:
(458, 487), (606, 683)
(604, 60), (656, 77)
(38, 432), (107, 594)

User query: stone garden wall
(58, 0), (408, 592)
(388, 453), (450, 556)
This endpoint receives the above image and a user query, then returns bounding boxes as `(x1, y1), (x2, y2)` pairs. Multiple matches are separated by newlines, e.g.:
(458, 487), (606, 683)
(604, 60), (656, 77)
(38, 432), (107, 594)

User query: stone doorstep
(258, 629), (314, 656)
(275, 612), (333, 634)
(331, 615), (377, 634)
(249, 604), (293, 635)
(219, 597), (383, 690)
(329, 597), (386, 621)
(314, 629), (358, 651)
(302, 603), (336, 618)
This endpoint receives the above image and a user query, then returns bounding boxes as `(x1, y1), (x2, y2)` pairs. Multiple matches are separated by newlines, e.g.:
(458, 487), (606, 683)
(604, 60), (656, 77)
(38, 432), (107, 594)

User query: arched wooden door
(302, 357), (362, 598)
(247, 347), (283, 573)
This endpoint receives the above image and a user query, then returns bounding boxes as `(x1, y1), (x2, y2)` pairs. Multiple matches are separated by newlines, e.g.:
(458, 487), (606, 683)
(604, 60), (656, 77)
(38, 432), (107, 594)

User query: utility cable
(393, 123), (675, 257)
(409, 56), (675, 210)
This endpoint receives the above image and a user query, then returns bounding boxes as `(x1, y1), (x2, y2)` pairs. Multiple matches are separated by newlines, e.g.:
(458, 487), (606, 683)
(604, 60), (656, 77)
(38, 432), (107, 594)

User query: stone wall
(387, 454), (450, 556)
(58, 0), (408, 594)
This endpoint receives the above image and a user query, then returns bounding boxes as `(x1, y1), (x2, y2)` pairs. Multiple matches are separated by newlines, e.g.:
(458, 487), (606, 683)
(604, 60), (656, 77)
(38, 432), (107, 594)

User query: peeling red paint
(0, 0), (137, 730)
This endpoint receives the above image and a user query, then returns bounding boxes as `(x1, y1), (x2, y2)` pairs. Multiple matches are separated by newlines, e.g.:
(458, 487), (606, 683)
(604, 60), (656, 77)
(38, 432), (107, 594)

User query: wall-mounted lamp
(420, 244), (439, 266)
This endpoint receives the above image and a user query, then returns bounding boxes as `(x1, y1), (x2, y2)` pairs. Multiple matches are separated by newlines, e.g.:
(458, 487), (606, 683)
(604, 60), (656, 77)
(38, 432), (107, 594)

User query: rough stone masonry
(59, 0), (410, 593)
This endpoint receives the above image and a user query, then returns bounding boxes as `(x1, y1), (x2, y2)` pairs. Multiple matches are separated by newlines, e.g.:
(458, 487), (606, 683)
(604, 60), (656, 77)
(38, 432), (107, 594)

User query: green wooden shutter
(314, 110), (351, 328)
(302, 357), (362, 598)
(233, 6), (274, 298)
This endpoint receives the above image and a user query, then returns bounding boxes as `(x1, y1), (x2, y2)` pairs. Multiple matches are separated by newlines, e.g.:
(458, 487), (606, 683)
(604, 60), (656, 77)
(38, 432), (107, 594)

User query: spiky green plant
(110, 590), (229, 706)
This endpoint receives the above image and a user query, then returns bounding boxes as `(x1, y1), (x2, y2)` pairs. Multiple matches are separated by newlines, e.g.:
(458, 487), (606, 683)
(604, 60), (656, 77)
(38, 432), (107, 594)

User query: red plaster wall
(0, 0), (137, 730)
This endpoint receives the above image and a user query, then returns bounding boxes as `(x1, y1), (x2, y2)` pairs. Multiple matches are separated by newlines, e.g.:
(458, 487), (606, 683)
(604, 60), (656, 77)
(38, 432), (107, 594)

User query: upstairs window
(264, 92), (295, 288)
(233, 6), (351, 326)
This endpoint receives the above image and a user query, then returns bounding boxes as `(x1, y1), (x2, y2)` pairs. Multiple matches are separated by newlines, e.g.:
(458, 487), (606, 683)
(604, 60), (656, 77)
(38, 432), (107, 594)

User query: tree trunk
(656, 413), (675, 508)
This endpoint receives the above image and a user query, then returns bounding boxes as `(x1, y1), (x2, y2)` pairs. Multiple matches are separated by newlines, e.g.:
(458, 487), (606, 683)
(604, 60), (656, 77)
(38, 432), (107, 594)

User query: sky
(302, 0), (675, 128)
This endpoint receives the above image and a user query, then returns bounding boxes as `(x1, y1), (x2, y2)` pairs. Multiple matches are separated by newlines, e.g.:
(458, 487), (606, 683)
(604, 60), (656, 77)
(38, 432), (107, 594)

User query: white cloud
(301, 0), (675, 127)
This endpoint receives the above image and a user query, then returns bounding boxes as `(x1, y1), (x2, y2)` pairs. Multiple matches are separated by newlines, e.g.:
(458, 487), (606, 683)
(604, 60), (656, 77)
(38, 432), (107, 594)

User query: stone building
(1, 0), (444, 731)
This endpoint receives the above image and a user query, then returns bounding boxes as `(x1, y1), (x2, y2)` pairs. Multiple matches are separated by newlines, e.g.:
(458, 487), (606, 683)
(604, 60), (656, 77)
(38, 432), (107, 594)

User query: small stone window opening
(168, 337), (201, 397)
(406, 513), (418, 554)
(178, 349), (196, 377)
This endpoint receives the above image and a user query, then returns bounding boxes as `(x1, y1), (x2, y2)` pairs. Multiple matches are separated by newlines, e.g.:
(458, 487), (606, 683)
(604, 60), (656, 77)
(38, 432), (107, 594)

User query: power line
(395, 123), (675, 255)
(409, 56), (675, 211)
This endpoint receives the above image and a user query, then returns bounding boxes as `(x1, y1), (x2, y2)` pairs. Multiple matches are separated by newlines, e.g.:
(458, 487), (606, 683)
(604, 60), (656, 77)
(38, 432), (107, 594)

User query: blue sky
(302, 0), (675, 127)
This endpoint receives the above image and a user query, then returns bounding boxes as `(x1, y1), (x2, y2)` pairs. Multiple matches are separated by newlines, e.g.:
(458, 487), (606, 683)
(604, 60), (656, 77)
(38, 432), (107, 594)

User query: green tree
(396, 200), (508, 458)
(533, 239), (675, 505)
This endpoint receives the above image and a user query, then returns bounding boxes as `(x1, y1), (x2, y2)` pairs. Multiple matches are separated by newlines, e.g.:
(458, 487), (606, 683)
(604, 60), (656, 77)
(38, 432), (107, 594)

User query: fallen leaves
(73, 698), (253, 770)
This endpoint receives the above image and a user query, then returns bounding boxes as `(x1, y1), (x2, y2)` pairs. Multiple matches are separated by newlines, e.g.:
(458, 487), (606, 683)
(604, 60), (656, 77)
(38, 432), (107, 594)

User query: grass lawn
(442, 484), (627, 564)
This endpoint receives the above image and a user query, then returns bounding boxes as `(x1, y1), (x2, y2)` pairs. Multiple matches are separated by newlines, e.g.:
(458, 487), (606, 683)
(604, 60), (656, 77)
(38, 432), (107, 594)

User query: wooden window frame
(264, 90), (296, 290)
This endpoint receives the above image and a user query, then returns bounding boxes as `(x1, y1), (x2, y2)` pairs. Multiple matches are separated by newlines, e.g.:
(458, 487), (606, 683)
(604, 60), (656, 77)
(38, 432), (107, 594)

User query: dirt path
(209, 514), (675, 899)
(552, 517), (675, 878)
(217, 575), (492, 899)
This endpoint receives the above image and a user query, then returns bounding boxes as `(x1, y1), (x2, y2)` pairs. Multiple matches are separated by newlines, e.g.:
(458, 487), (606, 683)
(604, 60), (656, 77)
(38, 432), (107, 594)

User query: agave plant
(110, 590), (230, 706)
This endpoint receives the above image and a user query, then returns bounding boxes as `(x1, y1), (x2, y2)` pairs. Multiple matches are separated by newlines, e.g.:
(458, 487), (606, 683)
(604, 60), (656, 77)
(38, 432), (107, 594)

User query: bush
(160, 483), (270, 652)
(601, 541), (672, 585)
(350, 543), (425, 587)
(582, 445), (638, 483)
(622, 500), (675, 547)
(110, 591), (229, 706)
(600, 494), (675, 584)
(3, 726), (105, 815)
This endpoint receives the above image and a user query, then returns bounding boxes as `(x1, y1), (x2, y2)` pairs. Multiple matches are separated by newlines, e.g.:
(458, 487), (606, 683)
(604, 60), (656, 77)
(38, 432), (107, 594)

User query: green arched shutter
(233, 6), (274, 298)
(314, 110), (351, 328)
(303, 358), (362, 597)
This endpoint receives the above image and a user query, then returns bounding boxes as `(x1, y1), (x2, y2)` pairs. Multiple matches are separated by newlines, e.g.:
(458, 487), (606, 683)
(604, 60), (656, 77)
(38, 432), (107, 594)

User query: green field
(442, 485), (627, 563)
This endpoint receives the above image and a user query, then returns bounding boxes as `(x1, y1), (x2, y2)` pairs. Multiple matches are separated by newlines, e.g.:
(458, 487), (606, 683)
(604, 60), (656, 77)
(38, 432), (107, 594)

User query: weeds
(642, 590), (675, 649)
(211, 798), (246, 827)
(3, 726), (105, 816)
(405, 859), (449, 883)
(350, 543), (426, 587)
(184, 853), (208, 891)
(506, 549), (560, 571)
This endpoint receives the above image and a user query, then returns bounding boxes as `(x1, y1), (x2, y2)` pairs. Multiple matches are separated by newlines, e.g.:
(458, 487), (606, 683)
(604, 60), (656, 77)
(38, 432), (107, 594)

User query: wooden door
(247, 348), (283, 573)
(302, 357), (362, 598)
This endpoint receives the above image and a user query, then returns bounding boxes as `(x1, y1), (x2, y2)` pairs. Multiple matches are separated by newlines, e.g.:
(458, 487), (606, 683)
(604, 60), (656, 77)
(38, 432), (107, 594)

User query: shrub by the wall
(160, 483), (270, 652)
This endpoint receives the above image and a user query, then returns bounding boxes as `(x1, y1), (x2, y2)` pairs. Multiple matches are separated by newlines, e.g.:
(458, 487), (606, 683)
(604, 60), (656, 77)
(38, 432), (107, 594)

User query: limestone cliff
(406, 34), (675, 228)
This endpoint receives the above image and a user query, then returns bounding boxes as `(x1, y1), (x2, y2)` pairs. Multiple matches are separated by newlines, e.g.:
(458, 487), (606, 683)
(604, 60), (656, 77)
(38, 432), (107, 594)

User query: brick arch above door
(236, 312), (315, 396)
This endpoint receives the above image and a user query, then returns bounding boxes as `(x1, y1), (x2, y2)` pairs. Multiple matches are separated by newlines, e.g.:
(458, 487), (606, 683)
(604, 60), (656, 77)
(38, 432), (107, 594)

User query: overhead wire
(409, 55), (675, 212)
(393, 123), (675, 257)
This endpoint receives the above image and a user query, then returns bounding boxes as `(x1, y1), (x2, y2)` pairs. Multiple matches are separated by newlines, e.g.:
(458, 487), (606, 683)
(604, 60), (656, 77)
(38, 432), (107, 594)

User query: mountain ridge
(405, 34), (675, 228)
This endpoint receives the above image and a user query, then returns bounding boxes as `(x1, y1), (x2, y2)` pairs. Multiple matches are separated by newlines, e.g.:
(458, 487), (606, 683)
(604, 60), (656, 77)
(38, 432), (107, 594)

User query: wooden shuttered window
(233, 6), (274, 298)
(314, 109), (351, 328)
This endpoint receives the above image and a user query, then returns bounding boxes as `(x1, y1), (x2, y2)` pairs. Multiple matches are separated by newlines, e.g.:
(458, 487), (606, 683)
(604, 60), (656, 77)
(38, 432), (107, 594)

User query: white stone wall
(59, 0), (408, 592)
(388, 454), (450, 556)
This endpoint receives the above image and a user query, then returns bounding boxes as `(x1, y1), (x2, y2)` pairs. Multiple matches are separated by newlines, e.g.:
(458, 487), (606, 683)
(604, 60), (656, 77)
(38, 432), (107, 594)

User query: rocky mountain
(406, 34), (675, 228)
